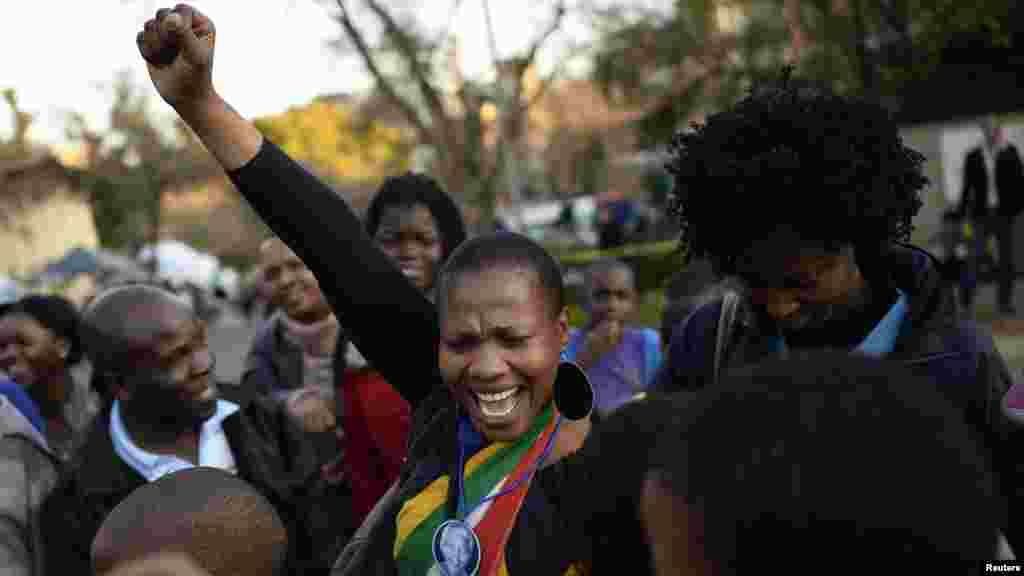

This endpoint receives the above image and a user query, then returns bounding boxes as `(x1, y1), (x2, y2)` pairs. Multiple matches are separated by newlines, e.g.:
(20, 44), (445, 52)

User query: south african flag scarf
(394, 404), (564, 576)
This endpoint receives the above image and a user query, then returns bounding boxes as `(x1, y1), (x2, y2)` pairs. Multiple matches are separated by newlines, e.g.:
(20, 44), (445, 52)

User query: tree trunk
(496, 61), (528, 206)
(852, 0), (875, 99)
(145, 164), (163, 280)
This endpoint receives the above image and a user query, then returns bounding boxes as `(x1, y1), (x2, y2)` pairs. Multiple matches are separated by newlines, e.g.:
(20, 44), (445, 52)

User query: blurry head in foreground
(100, 552), (213, 576)
(91, 467), (287, 576)
(642, 352), (1001, 574)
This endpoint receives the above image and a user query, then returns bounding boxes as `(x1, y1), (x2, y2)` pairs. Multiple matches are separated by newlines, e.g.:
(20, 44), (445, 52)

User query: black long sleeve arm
(226, 139), (440, 409)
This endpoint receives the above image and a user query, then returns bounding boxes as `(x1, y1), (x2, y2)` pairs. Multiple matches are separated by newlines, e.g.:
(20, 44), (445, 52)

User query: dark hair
(650, 352), (1001, 570)
(665, 67), (928, 276)
(585, 258), (634, 288)
(0, 295), (84, 365)
(568, 392), (697, 575)
(365, 172), (468, 261)
(437, 232), (565, 318)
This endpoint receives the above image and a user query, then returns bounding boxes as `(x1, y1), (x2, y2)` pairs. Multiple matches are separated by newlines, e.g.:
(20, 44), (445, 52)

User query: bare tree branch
(522, 1), (568, 70)
(432, 0), (464, 51)
(482, 142), (504, 196)
(333, 0), (433, 144)
(360, 0), (453, 138)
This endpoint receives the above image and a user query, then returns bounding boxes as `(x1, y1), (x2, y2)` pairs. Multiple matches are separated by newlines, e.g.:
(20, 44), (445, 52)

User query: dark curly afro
(665, 67), (928, 276)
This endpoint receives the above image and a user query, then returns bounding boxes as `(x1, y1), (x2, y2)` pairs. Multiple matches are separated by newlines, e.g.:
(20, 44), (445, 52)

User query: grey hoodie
(0, 396), (59, 576)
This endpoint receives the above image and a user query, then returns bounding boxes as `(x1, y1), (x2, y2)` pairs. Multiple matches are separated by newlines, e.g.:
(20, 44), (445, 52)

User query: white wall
(900, 123), (945, 248)
(0, 188), (99, 277)
(940, 120), (1024, 205)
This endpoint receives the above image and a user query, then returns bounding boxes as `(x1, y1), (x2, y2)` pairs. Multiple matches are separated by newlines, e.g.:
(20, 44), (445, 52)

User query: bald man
(39, 284), (353, 576)
(91, 467), (287, 576)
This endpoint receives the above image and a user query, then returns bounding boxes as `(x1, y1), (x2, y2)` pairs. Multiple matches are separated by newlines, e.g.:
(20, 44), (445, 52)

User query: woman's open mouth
(471, 386), (524, 419)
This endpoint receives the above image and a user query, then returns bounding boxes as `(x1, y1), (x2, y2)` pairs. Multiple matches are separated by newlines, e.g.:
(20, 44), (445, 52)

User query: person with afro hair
(657, 67), (1022, 552)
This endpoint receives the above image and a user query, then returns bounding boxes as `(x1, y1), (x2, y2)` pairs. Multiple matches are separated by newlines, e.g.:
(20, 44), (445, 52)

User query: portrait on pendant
(430, 520), (481, 576)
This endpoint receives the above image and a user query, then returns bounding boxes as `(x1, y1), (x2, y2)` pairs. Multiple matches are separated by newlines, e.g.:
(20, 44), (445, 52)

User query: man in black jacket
(959, 118), (1024, 315)
(39, 284), (351, 575)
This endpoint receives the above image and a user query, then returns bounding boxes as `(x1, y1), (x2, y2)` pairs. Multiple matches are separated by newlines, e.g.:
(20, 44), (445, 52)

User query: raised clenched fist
(136, 4), (217, 110)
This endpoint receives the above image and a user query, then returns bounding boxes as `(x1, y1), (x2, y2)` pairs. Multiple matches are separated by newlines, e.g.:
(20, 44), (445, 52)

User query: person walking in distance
(959, 117), (1024, 316)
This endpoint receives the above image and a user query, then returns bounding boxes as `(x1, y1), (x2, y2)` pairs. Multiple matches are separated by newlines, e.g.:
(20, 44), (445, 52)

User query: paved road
(209, 307), (260, 386)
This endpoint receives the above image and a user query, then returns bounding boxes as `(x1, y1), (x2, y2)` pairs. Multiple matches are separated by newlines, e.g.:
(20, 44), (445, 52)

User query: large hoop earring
(553, 361), (594, 421)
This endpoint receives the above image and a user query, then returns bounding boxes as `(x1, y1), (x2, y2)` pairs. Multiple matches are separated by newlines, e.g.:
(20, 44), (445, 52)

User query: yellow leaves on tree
(254, 100), (411, 185)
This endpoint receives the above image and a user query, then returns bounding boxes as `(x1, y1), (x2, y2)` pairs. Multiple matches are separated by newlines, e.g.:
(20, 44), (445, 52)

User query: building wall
(899, 123), (947, 249)
(901, 116), (1024, 270)
(0, 186), (99, 277)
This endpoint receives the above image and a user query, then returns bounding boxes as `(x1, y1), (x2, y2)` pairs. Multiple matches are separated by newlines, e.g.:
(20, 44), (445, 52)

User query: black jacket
(39, 397), (352, 575)
(959, 144), (1024, 219)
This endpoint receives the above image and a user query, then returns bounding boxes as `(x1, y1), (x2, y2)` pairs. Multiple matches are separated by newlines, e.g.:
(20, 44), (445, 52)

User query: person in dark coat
(958, 117), (1024, 315)
(656, 68), (1022, 553)
(39, 284), (351, 576)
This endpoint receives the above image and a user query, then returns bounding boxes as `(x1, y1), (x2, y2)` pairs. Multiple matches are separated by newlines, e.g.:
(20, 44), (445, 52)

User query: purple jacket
(565, 327), (662, 414)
